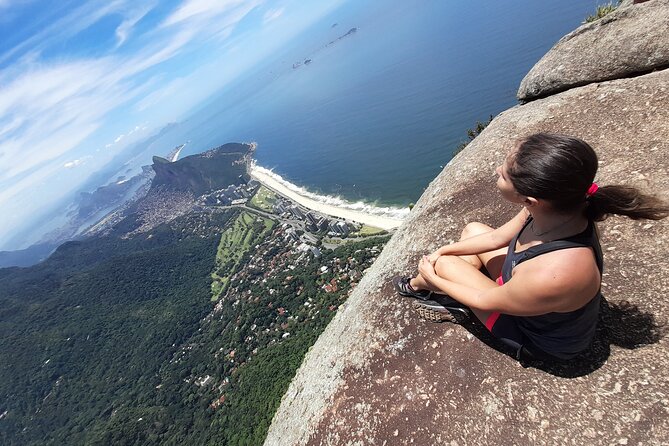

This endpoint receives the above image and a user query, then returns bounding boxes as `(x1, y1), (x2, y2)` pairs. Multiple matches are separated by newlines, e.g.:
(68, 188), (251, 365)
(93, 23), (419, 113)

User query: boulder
(517, 0), (669, 101)
(265, 68), (669, 445)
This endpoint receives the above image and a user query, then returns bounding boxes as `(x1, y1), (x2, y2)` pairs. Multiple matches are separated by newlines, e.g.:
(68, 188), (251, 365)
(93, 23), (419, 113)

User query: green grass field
(249, 185), (278, 213)
(211, 211), (275, 300)
(353, 225), (387, 237)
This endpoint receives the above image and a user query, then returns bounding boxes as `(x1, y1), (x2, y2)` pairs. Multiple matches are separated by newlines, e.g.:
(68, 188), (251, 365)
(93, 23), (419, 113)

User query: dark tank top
(501, 216), (603, 359)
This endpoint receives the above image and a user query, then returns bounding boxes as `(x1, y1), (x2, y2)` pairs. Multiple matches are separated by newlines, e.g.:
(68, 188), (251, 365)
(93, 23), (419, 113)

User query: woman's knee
(461, 222), (493, 241)
(434, 255), (461, 277)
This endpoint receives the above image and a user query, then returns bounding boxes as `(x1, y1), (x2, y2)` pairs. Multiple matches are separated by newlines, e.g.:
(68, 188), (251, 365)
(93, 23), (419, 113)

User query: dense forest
(0, 205), (388, 445)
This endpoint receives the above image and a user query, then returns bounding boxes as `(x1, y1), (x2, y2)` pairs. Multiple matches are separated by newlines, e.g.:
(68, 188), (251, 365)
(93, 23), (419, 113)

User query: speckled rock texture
(265, 19), (669, 446)
(518, 0), (669, 101)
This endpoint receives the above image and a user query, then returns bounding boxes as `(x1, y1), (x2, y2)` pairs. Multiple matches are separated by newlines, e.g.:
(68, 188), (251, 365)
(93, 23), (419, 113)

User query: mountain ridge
(149, 142), (253, 196)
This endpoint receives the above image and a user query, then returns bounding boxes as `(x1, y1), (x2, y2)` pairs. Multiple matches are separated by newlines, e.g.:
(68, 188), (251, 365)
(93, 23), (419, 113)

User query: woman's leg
(412, 255), (527, 357)
(409, 222), (509, 324)
(405, 223), (528, 355)
(429, 255), (497, 323)
(411, 222), (507, 289)
(458, 222), (507, 278)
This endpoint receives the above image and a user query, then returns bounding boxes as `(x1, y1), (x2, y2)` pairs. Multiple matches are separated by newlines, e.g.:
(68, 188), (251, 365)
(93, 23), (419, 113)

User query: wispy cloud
(0, 1), (125, 67)
(0, 0), (35, 14)
(0, 0), (348, 248)
(0, 0), (265, 223)
(162, 0), (251, 27)
(0, 56), (145, 182)
(115, 3), (156, 48)
(263, 7), (284, 24)
(0, 162), (63, 216)
(160, 0), (265, 49)
(0, 19), (209, 184)
(63, 157), (91, 169)
(135, 76), (186, 112)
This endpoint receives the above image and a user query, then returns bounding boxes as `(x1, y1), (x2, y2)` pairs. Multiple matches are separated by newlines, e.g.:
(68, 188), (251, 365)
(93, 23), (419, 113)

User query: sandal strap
(393, 276), (431, 300)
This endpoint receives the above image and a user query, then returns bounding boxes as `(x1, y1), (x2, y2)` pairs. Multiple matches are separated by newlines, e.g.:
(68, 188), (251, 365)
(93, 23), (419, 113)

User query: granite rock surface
(518, 0), (669, 101)
(265, 9), (669, 446)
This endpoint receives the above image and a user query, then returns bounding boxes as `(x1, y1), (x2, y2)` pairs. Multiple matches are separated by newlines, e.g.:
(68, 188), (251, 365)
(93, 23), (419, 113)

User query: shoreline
(249, 167), (405, 231)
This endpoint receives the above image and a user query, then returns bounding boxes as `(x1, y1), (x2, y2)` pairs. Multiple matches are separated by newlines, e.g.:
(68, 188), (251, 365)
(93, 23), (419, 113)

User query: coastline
(249, 166), (405, 231)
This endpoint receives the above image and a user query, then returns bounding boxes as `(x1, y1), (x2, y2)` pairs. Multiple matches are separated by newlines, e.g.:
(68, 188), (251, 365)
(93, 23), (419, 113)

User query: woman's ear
(524, 196), (539, 207)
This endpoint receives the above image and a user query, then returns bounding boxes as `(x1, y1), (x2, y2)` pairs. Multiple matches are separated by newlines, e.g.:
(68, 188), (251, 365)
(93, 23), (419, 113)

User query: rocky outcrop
(151, 142), (252, 195)
(518, 0), (669, 101)
(266, 4), (669, 445)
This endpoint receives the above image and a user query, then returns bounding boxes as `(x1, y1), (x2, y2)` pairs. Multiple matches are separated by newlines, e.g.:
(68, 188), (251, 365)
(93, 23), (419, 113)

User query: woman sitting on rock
(393, 133), (668, 361)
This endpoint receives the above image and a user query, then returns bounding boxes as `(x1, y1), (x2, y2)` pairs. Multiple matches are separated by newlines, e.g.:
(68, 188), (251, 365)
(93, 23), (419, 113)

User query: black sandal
(392, 276), (431, 301)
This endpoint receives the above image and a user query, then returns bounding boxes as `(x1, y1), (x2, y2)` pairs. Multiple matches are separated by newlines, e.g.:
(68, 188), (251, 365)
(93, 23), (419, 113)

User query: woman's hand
(427, 250), (441, 265)
(418, 256), (437, 285)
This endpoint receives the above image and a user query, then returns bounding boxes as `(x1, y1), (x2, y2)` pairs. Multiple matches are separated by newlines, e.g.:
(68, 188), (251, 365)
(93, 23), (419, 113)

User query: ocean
(140, 0), (598, 218)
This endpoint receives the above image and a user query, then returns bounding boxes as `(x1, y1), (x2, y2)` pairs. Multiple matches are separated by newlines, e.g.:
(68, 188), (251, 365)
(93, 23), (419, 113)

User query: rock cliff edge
(266, 2), (669, 444)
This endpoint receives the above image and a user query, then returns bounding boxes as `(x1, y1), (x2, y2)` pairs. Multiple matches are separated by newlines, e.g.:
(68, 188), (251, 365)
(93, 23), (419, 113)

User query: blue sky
(0, 0), (348, 248)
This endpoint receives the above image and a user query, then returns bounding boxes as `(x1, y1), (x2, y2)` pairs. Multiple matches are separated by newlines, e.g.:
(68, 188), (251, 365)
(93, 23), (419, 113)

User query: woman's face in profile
(496, 153), (525, 204)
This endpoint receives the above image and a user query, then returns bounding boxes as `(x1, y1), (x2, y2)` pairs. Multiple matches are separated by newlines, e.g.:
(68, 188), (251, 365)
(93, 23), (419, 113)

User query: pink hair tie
(586, 182), (599, 197)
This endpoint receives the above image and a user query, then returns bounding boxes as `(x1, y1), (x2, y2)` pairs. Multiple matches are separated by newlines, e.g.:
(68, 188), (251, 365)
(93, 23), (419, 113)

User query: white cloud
(63, 157), (91, 168)
(0, 116), (24, 139)
(0, 59), (130, 182)
(102, 123), (148, 151)
(0, 162), (62, 217)
(162, 0), (250, 27)
(115, 3), (155, 48)
(0, 1), (126, 67)
(0, 22), (203, 186)
(0, 0), (266, 187)
(263, 7), (284, 24)
(160, 0), (265, 48)
(0, 0), (35, 14)
(136, 82), (179, 112)
(126, 29), (196, 74)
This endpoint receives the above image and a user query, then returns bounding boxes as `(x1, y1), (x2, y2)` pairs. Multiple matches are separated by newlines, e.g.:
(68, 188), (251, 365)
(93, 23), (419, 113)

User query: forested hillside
(0, 209), (235, 445)
(0, 204), (388, 445)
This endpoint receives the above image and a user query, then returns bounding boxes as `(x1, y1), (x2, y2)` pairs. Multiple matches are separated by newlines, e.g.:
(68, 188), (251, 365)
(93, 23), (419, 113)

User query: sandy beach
(250, 168), (405, 231)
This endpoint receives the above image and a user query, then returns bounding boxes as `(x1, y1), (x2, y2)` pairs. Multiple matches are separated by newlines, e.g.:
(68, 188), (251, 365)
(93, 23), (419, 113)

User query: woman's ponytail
(509, 133), (669, 222)
(586, 185), (669, 221)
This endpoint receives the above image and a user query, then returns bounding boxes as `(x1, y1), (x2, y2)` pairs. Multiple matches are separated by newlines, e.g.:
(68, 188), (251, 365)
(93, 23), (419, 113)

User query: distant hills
(0, 242), (59, 268)
(0, 143), (255, 268)
(1, 123), (182, 254)
(150, 142), (253, 196)
(110, 142), (255, 238)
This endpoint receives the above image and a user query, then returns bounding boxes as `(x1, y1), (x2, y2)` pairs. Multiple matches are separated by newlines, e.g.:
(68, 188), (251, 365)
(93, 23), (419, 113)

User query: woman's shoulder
(517, 245), (599, 281)
(513, 247), (601, 310)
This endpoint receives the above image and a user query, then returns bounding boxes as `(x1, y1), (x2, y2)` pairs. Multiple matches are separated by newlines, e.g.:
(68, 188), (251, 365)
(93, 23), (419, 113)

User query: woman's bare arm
(433, 207), (529, 258)
(424, 271), (561, 316)
(419, 247), (600, 316)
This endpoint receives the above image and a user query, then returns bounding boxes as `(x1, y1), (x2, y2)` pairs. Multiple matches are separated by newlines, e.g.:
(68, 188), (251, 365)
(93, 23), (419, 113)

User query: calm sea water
(145, 0), (597, 213)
